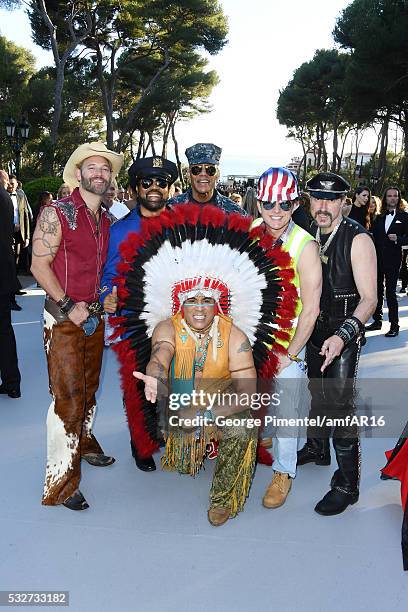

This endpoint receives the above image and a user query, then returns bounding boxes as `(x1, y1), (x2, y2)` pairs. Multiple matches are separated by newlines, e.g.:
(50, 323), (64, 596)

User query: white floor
(1, 287), (408, 612)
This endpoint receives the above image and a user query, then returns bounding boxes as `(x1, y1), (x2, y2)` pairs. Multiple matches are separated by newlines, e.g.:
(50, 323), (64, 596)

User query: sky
(0, 0), (377, 177)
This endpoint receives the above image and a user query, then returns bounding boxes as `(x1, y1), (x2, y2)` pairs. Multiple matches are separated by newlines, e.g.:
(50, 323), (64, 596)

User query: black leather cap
(306, 172), (350, 200)
(128, 156), (178, 188)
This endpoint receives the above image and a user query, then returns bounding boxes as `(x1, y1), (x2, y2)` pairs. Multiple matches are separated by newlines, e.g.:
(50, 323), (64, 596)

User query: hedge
(24, 176), (64, 215)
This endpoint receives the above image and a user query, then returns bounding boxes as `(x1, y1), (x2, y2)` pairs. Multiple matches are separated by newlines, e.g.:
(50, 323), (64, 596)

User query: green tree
(1, 0), (94, 171)
(277, 49), (350, 173)
(0, 34), (36, 170)
(334, 0), (408, 191)
(80, 0), (228, 151)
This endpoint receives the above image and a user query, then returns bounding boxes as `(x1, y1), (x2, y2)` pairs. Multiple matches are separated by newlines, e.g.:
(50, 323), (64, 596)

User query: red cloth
(50, 188), (111, 303)
(257, 445), (273, 466)
(382, 439), (408, 511)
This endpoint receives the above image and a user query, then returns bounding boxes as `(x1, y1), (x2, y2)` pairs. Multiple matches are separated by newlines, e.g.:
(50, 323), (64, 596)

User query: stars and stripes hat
(257, 167), (300, 203)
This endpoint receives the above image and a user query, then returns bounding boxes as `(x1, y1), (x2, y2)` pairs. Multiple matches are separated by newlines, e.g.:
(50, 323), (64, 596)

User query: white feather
(142, 238), (267, 343)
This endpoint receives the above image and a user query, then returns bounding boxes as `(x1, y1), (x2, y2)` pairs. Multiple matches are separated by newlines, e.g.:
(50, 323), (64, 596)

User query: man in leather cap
(297, 172), (377, 515)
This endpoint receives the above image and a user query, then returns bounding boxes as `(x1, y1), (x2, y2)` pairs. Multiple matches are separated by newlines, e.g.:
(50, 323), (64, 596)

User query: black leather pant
(306, 329), (361, 495)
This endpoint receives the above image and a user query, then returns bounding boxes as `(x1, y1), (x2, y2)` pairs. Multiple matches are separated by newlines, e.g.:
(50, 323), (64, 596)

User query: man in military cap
(100, 156), (178, 472)
(297, 172), (377, 515)
(169, 142), (245, 215)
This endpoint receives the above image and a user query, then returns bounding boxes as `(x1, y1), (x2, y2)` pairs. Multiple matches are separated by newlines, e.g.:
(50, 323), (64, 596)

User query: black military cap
(306, 172), (350, 200)
(128, 156), (178, 188)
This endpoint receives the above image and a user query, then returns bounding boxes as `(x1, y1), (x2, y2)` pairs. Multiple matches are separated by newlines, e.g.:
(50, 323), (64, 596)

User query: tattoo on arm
(32, 207), (61, 258)
(237, 339), (251, 353)
(151, 340), (175, 357)
(148, 359), (168, 387)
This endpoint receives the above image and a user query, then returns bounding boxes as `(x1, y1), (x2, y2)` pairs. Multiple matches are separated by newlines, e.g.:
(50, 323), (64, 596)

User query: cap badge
(153, 157), (163, 168)
(320, 180), (335, 190)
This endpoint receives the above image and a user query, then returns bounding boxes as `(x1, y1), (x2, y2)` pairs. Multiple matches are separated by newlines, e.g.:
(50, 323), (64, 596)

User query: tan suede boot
(208, 507), (230, 526)
(262, 471), (292, 509)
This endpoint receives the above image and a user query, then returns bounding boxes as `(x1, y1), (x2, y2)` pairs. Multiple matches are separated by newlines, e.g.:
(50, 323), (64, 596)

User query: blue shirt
(169, 188), (247, 216)
(99, 207), (141, 302)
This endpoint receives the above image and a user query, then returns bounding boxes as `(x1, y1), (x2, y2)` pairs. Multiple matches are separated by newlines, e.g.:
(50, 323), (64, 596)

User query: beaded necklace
(194, 333), (212, 372)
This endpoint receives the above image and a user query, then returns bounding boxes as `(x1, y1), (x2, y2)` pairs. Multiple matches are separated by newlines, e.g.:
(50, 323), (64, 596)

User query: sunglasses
(190, 165), (217, 176)
(261, 200), (293, 212)
(139, 177), (169, 189)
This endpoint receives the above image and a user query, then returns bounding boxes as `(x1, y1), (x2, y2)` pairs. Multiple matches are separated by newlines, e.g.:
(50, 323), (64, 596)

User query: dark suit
(0, 185), (21, 390)
(372, 209), (408, 327)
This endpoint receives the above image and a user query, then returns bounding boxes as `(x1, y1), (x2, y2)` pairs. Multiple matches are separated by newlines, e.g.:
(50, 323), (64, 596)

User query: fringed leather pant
(42, 310), (106, 505)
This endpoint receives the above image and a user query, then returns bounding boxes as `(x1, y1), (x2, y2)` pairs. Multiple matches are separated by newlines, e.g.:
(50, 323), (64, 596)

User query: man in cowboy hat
(31, 142), (123, 511)
(100, 155), (178, 472)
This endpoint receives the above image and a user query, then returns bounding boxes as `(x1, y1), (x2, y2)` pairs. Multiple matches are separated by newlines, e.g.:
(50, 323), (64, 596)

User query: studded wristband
(334, 316), (363, 345)
(59, 297), (76, 315)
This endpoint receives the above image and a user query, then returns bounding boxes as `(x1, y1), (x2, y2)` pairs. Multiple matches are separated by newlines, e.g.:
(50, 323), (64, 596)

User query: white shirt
(385, 209), (395, 233)
(110, 200), (130, 220)
(10, 192), (19, 225)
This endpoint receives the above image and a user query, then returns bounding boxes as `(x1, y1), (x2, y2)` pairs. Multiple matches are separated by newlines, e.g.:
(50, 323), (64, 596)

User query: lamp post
(4, 116), (30, 180)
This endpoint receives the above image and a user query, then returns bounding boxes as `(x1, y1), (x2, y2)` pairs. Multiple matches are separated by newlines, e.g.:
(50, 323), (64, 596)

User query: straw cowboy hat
(63, 141), (124, 188)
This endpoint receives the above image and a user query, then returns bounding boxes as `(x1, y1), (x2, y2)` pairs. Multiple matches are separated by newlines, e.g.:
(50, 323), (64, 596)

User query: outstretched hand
(133, 371), (158, 403)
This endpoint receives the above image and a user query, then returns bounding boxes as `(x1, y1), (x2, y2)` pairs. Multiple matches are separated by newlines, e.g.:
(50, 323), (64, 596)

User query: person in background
(243, 186), (259, 218)
(102, 179), (129, 220)
(57, 184), (73, 200)
(341, 197), (352, 217)
(230, 193), (243, 206)
(116, 185), (126, 202)
(366, 186), (408, 336)
(174, 183), (183, 196)
(368, 195), (381, 230)
(38, 191), (53, 211)
(348, 186), (371, 229)
(0, 168), (21, 398)
(8, 175), (31, 291)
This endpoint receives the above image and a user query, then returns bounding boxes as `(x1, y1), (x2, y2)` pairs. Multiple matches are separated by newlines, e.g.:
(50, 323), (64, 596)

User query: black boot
(10, 299), (22, 312)
(385, 325), (399, 338)
(365, 320), (382, 331)
(315, 437), (360, 516)
(131, 441), (156, 472)
(62, 489), (89, 511)
(314, 489), (359, 515)
(297, 439), (331, 466)
(83, 453), (115, 467)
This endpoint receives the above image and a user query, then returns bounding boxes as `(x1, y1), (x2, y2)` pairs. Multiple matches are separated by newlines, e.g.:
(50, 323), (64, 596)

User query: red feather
(227, 213), (252, 232)
(199, 204), (226, 227)
(112, 339), (159, 458)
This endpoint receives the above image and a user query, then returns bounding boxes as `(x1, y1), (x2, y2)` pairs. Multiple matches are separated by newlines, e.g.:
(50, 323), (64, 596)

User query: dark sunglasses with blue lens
(261, 200), (293, 212)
